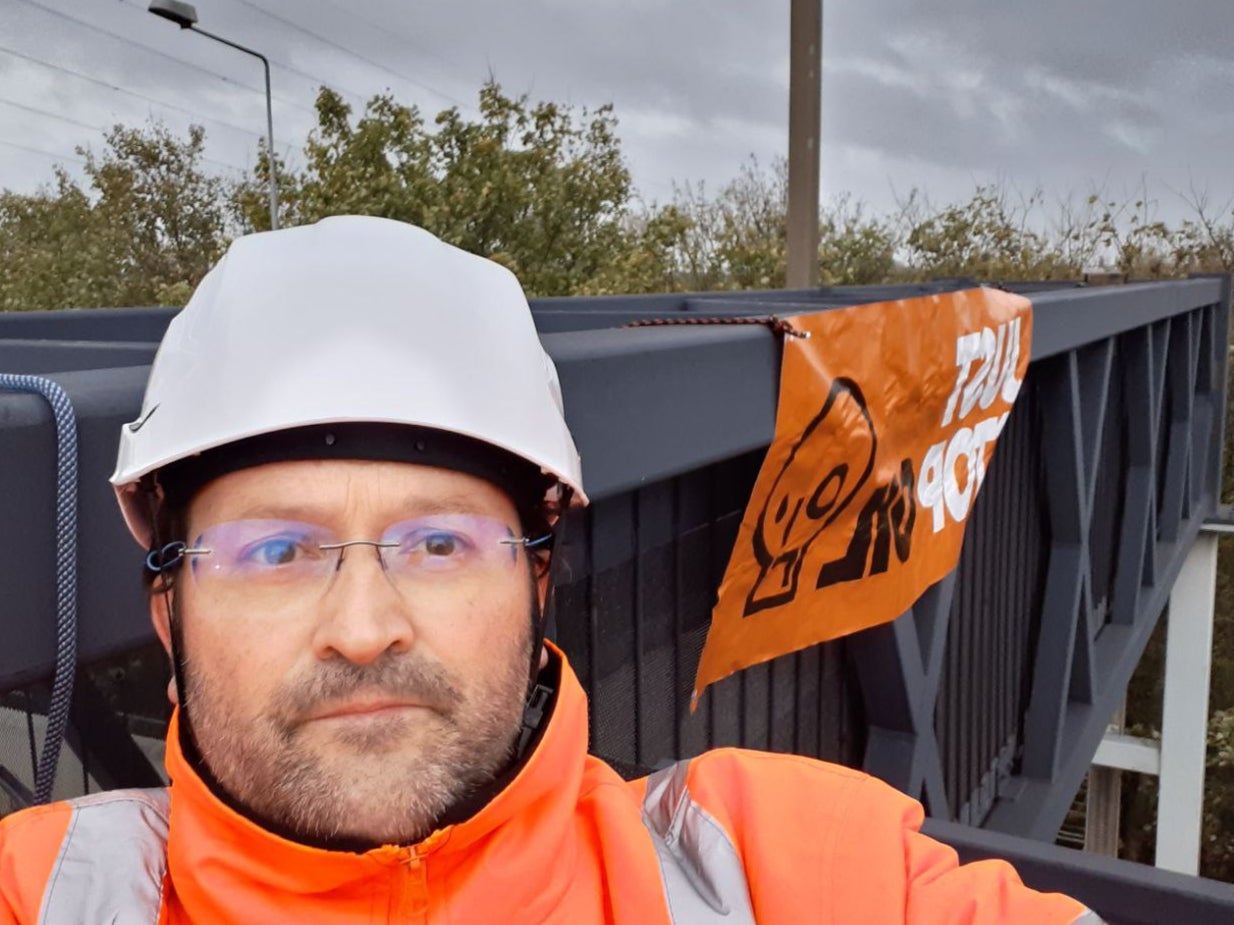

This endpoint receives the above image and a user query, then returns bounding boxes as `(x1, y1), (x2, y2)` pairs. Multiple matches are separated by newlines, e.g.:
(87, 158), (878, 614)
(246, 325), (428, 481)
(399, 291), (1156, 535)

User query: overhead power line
(0, 45), (294, 156)
(0, 137), (86, 166)
(0, 96), (249, 176)
(0, 96), (99, 134)
(313, 0), (458, 73)
(232, 0), (468, 108)
(16, 0), (319, 117)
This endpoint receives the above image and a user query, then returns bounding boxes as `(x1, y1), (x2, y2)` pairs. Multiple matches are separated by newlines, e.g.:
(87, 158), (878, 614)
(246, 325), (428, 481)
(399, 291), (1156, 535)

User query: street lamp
(148, 0), (280, 229)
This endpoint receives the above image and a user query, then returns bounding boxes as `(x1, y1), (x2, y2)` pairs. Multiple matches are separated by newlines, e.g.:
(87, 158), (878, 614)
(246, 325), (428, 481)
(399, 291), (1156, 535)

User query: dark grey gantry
(1, 277), (1232, 923)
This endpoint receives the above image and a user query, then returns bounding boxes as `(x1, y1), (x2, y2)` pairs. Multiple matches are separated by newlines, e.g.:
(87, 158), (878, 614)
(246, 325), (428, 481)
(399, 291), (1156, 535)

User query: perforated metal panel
(553, 449), (861, 768)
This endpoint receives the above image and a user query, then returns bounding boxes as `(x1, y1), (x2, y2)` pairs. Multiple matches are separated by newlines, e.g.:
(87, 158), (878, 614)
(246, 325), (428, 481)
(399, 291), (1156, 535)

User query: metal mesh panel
(554, 449), (862, 769)
(936, 373), (1048, 825)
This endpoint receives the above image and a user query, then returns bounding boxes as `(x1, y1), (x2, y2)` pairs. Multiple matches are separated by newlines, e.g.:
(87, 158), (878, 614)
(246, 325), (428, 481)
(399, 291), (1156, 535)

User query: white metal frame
(1088, 529), (1219, 875)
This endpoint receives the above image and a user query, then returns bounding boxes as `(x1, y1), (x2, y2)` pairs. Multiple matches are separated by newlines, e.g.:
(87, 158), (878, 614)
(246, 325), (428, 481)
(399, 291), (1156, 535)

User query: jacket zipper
(403, 847), (430, 922)
(375, 841), (436, 922)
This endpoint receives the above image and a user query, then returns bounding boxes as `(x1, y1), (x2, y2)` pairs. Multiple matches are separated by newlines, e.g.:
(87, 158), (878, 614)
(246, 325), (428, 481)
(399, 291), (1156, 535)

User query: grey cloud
(1, 0), (1233, 225)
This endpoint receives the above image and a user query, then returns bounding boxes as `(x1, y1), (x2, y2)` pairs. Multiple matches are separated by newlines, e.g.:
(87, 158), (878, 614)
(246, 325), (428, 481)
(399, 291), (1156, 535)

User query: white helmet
(111, 215), (586, 547)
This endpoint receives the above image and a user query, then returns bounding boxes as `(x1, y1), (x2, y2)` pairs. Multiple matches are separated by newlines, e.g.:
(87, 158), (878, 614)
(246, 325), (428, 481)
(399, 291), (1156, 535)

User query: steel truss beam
(991, 292), (1227, 837)
(852, 278), (1230, 841)
(850, 574), (955, 817)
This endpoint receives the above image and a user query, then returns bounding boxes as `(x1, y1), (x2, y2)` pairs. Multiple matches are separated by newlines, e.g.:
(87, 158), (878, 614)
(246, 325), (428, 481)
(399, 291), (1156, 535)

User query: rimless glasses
(145, 513), (550, 598)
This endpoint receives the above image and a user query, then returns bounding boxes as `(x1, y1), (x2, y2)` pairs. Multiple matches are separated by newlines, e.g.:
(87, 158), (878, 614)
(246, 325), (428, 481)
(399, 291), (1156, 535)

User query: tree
(578, 205), (695, 295)
(817, 194), (897, 286)
(0, 169), (112, 312)
(0, 122), (229, 311)
(620, 160), (897, 293)
(234, 82), (633, 297)
(898, 185), (1077, 281)
(709, 158), (788, 290)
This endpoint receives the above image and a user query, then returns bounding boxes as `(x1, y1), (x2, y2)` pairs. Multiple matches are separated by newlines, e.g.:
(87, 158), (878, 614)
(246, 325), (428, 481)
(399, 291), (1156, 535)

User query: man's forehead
(188, 458), (516, 523)
(155, 423), (550, 524)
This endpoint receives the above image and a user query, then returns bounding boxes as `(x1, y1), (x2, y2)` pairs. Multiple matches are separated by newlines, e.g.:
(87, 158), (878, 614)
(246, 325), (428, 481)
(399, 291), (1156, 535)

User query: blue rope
(0, 374), (78, 805)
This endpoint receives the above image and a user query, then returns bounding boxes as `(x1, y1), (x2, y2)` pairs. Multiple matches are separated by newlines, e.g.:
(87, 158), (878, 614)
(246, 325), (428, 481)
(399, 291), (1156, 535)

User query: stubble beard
(178, 621), (532, 848)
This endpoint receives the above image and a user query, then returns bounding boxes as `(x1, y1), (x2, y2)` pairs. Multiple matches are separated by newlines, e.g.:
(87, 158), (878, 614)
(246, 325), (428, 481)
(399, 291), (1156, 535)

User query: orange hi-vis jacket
(0, 650), (1098, 924)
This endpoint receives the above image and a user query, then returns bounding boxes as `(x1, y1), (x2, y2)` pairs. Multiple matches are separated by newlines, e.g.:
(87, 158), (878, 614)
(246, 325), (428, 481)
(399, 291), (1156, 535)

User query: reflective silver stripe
(641, 761), (756, 924)
(38, 788), (169, 925)
(1070, 912), (1106, 924)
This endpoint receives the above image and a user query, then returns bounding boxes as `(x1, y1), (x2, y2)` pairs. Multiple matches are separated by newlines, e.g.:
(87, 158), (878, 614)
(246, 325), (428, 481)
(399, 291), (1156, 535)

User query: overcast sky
(2, 0), (1233, 225)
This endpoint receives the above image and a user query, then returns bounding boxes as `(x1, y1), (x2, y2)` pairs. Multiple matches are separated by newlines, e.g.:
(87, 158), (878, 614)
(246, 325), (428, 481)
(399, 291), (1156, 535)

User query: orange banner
(693, 288), (1033, 705)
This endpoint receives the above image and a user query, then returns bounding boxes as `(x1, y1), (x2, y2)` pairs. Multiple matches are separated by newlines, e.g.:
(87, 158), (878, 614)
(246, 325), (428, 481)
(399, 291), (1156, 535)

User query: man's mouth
(307, 698), (428, 722)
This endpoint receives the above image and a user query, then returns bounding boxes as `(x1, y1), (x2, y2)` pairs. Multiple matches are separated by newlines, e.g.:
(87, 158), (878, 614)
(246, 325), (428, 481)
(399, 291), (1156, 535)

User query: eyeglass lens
(185, 514), (523, 595)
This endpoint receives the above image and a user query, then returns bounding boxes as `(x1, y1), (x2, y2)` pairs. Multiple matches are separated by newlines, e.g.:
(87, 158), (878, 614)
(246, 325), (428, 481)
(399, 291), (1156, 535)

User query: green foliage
(233, 82), (632, 297)
(1117, 705), (1234, 881)
(1168, 188), (1234, 275)
(579, 205), (695, 295)
(1206, 708), (1234, 877)
(0, 169), (109, 312)
(818, 194), (897, 286)
(0, 123), (228, 311)
(708, 158), (788, 290)
(899, 186), (1077, 280)
(605, 159), (895, 293)
(10, 92), (1234, 309)
(619, 159), (788, 292)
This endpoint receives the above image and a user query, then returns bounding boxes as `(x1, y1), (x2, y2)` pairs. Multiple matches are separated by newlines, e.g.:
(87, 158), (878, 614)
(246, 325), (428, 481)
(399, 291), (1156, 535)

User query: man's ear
(148, 588), (178, 706)
(534, 566), (552, 672)
(536, 569), (551, 612)
(149, 586), (172, 652)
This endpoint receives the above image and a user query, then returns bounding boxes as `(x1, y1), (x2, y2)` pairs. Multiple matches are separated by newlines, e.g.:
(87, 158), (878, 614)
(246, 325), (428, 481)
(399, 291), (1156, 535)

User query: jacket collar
(163, 644), (588, 907)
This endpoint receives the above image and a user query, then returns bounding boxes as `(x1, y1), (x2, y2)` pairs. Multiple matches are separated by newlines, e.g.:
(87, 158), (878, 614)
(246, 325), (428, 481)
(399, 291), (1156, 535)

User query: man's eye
(396, 529), (475, 561)
(421, 532), (459, 557)
(245, 538), (303, 566)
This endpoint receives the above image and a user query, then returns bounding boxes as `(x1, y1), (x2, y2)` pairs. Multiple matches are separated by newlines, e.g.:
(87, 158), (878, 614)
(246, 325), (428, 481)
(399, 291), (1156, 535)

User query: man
(0, 217), (1099, 922)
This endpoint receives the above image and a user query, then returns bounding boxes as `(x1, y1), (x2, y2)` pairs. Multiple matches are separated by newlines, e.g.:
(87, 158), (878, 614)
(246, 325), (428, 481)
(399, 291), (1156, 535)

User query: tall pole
(261, 55), (279, 230)
(191, 26), (279, 230)
(785, 0), (822, 289)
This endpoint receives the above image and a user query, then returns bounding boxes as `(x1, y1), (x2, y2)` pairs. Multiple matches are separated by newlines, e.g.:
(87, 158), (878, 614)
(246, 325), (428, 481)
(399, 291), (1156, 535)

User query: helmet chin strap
(517, 600), (553, 756)
(144, 486), (194, 743)
(517, 486), (572, 756)
(166, 594), (195, 739)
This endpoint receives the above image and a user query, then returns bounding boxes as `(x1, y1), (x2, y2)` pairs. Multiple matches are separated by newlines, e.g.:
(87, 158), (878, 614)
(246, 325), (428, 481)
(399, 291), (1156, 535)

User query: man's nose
(310, 544), (416, 664)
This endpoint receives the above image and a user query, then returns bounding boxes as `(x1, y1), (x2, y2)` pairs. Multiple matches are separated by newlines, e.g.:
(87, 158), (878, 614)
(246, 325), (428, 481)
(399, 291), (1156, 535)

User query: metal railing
(2, 277), (1232, 918)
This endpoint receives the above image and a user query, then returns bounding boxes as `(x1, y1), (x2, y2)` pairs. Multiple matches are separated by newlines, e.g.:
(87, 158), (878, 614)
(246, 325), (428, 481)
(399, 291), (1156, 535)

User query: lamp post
(148, 0), (280, 229)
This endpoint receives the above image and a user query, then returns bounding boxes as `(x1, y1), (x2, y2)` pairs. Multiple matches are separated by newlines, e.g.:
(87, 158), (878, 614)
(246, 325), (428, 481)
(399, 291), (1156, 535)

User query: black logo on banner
(743, 377), (917, 618)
